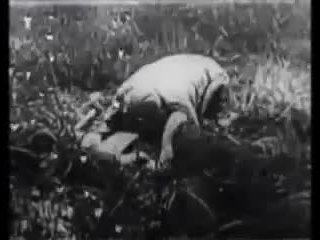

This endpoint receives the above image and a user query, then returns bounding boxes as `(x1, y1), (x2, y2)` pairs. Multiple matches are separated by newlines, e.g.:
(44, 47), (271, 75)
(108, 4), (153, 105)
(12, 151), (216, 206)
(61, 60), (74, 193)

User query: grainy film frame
(10, 0), (296, 7)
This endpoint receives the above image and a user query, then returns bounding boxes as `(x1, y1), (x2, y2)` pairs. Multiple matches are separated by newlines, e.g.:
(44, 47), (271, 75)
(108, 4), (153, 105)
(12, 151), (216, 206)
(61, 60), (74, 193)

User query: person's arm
(158, 111), (189, 167)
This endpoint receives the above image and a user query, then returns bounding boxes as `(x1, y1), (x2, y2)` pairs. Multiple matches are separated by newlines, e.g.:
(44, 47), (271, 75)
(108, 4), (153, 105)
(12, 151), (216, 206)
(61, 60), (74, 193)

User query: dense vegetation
(10, 2), (310, 239)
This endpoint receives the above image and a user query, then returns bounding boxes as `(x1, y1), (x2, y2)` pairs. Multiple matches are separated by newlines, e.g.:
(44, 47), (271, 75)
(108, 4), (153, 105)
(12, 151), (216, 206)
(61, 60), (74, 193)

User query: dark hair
(203, 85), (230, 120)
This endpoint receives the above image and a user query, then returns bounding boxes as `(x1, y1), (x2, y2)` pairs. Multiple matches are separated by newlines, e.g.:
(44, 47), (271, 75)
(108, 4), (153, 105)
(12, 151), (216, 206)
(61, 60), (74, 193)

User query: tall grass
(226, 58), (310, 174)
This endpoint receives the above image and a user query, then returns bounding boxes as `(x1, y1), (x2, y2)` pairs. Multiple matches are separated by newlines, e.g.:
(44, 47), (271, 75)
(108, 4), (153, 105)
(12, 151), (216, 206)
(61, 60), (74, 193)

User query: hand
(160, 111), (189, 168)
(75, 108), (98, 131)
(159, 145), (173, 169)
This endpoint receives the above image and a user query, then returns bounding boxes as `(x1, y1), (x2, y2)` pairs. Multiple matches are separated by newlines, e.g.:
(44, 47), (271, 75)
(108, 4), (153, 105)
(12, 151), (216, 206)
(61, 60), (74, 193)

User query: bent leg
(122, 101), (167, 142)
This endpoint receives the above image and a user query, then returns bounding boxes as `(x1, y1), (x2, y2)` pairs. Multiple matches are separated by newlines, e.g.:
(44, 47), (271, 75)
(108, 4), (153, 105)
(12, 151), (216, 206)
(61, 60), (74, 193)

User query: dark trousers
(119, 101), (168, 144)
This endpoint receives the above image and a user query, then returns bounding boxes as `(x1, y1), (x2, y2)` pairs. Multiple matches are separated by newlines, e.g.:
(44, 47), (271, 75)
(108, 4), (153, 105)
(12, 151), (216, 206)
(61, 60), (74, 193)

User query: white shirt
(106, 54), (230, 164)
(114, 54), (229, 127)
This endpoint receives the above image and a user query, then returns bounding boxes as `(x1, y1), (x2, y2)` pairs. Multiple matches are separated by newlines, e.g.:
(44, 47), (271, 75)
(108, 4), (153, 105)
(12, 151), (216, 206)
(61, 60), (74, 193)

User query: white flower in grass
(23, 16), (32, 30)
(12, 93), (18, 102)
(48, 15), (55, 20)
(10, 123), (20, 131)
(67, 206), (74, 219)
(84, 190), (90, 198)
(94, 208), (103, 218)
(49, 152), (58, 160)
(45, 33), (54, 41)
(91, 194), (97, 201)
(124, 14), (131, 22)
(26, 71), (31, 81)
(115, 225), (123, 233)
(56, 186), (65, 193)
(49, 55), (55, 62)
(118, 48), (125, 59)
(9, 67), (14, 77)
(80, 155), (87, 163)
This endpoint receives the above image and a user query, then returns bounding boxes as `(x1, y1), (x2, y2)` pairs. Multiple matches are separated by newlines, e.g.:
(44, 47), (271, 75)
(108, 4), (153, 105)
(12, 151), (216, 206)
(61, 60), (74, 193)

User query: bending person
(104, 54), (230, 167)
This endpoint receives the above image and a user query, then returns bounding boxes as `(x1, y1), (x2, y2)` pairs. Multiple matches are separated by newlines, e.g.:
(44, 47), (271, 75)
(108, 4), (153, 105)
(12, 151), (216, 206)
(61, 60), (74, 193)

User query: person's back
(105, 54), (230, 165)
(116, 54), (228, 126)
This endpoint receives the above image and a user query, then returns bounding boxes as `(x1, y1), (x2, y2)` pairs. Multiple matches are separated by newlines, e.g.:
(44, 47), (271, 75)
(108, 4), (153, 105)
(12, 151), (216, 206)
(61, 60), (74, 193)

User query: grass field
(9, 2), (310, 239)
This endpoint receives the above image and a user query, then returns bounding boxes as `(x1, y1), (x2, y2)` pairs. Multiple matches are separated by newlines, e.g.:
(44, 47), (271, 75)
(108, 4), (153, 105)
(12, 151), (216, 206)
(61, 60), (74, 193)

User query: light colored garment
(114, 54), (230, 127)
(159, 111), (189, 167)
(107, 54), (230, 165)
